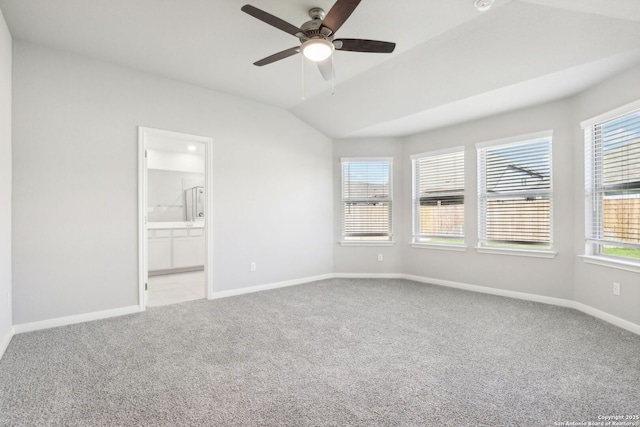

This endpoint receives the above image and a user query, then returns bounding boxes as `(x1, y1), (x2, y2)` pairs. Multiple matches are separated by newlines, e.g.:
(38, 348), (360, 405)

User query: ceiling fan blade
(253, 47), (300, 66)
(316, 59), (333, 81)
(334, 38), (396, 53)
(241, 5), (305, 37)
(321, 0), (361, 34)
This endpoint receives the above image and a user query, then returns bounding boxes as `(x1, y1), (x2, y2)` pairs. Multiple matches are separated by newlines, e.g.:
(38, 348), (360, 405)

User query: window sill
(475, 246), (557, 259)
(340, 241), (395, 247)
(411, 242), (467, 252)
(579, 255), (640, 274)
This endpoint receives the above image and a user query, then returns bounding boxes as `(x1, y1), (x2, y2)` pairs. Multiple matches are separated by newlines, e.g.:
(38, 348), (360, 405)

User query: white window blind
(583, 105), (640, 261)
(411, 149), (464, 244)
(341, 158), (392, 241)
(477, 135), (552, 248)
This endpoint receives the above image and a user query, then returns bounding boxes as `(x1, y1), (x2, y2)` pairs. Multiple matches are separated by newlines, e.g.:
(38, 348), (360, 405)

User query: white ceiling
(1, 0), (640, 138)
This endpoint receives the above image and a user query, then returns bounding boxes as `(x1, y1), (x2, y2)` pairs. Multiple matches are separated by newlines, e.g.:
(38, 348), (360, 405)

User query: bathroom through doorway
(138, 127), (214, 310)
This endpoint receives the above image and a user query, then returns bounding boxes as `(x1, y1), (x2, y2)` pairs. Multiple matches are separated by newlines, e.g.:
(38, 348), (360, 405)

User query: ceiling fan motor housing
(300, 9), (333, 42)
(299, 8), (335, 61)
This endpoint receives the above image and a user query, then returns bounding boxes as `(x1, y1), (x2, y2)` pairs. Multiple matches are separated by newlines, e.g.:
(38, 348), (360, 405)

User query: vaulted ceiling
(1, 0), (640, 138)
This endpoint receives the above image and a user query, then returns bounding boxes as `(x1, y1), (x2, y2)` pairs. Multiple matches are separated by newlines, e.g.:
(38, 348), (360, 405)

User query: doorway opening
(138, 127), (214, 310)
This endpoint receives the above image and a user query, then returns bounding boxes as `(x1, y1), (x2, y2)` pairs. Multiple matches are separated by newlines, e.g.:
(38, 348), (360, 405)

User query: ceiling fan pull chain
(331, 55), (335, 96)
(301, 54), (306, 100)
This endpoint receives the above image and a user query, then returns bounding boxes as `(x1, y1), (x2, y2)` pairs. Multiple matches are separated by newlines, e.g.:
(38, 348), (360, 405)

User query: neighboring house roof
(603, 138), (640, 191)
(343, 181), (390, 200)
(487, 163), (550, 193)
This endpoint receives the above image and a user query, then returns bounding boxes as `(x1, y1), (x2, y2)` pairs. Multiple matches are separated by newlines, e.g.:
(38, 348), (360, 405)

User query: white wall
(334, 102), (574, 299)
(7, 37), (639, 332)
(402, 100), (575, 300)
(570, 63), (640, 326)
(0, 8), (12, 356)
(333, 66), (640, 327)
(333, 138), (405, 274)
(12, 42), (333, 324)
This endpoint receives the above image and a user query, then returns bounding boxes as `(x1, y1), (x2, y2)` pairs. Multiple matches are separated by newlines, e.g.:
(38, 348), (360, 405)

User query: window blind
(342, 159), (392, 241)
(584, 107), (640, 258)
(478, 137), (552, 248)
(412, 149), (464, 243)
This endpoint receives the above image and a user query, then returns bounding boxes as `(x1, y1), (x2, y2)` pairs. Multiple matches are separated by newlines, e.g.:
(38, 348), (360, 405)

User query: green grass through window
(603, 247), (640, 260)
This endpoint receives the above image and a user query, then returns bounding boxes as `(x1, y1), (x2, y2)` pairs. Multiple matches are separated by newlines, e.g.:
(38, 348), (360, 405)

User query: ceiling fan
(241, 0), (396, 81)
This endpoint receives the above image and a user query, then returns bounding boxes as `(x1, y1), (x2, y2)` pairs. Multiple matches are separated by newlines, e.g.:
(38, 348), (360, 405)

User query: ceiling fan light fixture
(301, 38), (334, 62)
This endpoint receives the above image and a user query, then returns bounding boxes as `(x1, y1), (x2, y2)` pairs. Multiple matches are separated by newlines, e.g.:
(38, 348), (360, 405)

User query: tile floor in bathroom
(147, 270), (205, 307)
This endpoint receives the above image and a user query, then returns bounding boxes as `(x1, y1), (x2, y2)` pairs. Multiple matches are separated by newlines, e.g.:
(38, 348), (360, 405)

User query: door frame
(138, 126), (214, 311)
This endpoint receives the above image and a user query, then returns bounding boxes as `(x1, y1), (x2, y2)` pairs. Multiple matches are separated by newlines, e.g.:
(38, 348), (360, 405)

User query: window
(477, 132), (553, 251)
(583, 103), (640, 262)
(411, 148), (465, 246)
(341, 158), (392, 242)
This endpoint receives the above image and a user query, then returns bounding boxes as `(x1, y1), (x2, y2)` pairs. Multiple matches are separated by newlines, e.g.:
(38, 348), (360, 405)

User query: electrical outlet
(250, 262), (256, 272)
(613, 282), (621, 296)
(377, 253), (383, 262)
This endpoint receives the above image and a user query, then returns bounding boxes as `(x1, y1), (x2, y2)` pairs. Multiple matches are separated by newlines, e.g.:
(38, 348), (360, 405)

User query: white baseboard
(209, 273), (335, 300)
(403, 274), (574, 308)
(334, 273), (404, 279)
(10, 274), (335, 336)
(7, 273), (639, 341)
(401, 273), (640, 336)
(0, 326), (14, 359)
(13, 305), (142, 334)
(572, 301), (640, 335)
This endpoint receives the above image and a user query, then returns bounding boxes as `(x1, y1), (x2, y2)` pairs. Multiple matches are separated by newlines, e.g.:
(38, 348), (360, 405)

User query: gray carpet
(1, 278), (639, 426)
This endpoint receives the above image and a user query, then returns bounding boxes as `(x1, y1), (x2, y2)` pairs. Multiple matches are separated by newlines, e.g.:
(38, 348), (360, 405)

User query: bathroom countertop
(147, 221), (205, 229)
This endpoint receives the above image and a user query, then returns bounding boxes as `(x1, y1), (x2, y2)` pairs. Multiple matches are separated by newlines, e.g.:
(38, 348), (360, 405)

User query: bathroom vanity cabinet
(148, 223), (205, 273)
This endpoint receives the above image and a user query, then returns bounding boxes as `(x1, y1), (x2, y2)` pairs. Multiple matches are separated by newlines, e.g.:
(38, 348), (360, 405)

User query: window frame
(581, 100), (640, 268)
(476, 130), (556, 258)
(410, 146), (466, 251)
(340, 157), (394, 246)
